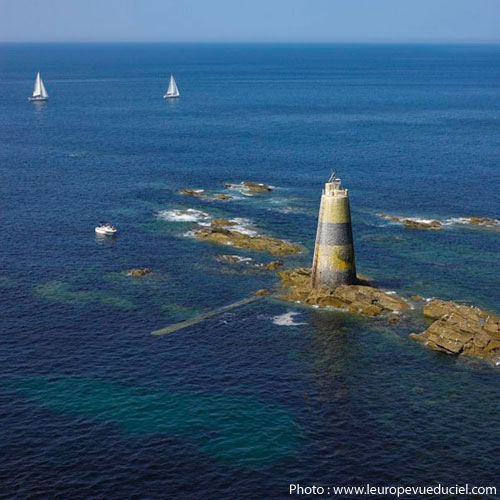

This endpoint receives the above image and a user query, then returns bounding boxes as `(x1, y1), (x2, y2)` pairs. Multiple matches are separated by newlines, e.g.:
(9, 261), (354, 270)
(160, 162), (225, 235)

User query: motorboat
(95, 223), (117, 236)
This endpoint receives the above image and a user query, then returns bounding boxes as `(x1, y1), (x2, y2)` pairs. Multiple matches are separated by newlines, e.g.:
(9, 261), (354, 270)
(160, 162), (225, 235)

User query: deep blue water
(1, 44), (499, 499)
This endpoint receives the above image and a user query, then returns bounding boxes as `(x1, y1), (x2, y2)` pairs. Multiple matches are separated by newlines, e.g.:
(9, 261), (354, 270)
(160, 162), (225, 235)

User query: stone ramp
(151, 295), (264, 336)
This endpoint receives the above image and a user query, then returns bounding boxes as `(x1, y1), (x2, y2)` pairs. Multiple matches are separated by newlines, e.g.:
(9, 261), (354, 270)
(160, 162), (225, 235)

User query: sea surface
(0, 44), (499, 499)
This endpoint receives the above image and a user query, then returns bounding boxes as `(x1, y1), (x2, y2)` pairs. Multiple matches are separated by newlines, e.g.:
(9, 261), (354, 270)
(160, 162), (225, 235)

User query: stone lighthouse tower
(311, 172), (357, 288)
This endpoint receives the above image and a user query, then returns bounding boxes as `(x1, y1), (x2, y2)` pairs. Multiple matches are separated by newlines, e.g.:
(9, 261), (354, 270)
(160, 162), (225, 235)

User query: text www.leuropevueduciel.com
(289, 483), (497, 497)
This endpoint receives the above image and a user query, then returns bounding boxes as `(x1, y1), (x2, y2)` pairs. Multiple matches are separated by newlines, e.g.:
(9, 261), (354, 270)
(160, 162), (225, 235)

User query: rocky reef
(278, 268), (409, 317)
(379, 214), (442, 231)
(410, 299), (500, 365)
(216, 254), (284, 271)
(225, 181), (273, 193)
(194, 219), (301, 256)
(462, 216), (498, 227)
(379, 213), (499, 232)
(126, 268), (152, 277)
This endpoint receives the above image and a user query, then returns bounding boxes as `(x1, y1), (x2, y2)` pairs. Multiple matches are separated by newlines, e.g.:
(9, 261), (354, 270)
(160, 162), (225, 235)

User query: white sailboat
(163, 75), (180, 99)
(28, 72), (49, 102)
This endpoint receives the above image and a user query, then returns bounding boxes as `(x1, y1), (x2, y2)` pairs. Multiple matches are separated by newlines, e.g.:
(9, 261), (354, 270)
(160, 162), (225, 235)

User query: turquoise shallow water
(0, 43), (499, 499)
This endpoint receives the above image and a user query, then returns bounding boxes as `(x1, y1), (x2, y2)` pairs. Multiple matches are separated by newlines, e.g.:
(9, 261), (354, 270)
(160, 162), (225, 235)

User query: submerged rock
(225, 181), (273, 193)
(179, 189), (234, 201)
(195, 227), (301, 256)
(216, 254), (253, 264)
(127, 268), (153, 277)
(214, 193), (233, 200)
(254, 289), (272, 296)
(410, 299), (500, 364)
(464, 216), (497, 226)
(278, 268), (409, 317)
(216, 254), (283, 271)
(459, 216), (499, 229)
(179, 189), (206, 198)
(379, 214), (442, 231)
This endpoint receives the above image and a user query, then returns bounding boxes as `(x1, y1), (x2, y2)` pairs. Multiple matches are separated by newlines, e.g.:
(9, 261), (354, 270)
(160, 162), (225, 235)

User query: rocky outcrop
(214, 193), (233, 200)
(126, 268), (153, 277)
(195, 226), (301, 255)
(278, 268), (409, 317)
(410, 299), (500, 364)
(379, 214), (442, 231)
(225, 181), (273, 193)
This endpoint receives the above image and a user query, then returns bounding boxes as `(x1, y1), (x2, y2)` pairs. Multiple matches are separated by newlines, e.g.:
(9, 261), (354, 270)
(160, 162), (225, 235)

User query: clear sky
(0, 0), (499, 43)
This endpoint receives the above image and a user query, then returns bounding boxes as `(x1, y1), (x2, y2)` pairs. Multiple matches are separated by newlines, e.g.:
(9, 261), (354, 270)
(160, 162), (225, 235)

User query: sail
(32, 72), (42, 97)
(166, 75), (179, 97)
(39, 77), (48, 98)
(31, 72), (48, 98)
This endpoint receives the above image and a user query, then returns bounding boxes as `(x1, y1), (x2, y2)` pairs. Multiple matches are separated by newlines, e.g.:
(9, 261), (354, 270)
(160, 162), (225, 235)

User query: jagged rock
(410, 299), (500, 364)
(278, 267), (409, 317)
(214, 193), (233, 200)
(379, 214), (442, 231)
(254, 289), (272, 296)
(225, 181), (273, 193)
(194, 227), (301, 256)
(179, 189), (205, 198)
(127, 268), (152, 277)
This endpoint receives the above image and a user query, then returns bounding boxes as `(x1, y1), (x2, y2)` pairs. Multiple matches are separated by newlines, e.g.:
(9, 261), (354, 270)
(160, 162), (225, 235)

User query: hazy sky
(0, 0), (499, 43)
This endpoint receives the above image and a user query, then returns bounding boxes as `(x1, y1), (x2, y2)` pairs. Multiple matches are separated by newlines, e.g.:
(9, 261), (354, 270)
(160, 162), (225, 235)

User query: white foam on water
(228, 218), (258, 236)
(404, 217), (439, 224)
(272, 311), (307, 326)
(157, 208), (210, 222)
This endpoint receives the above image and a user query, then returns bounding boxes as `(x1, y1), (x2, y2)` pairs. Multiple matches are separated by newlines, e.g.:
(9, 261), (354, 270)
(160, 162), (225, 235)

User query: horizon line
(2, 39), (500, 45)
